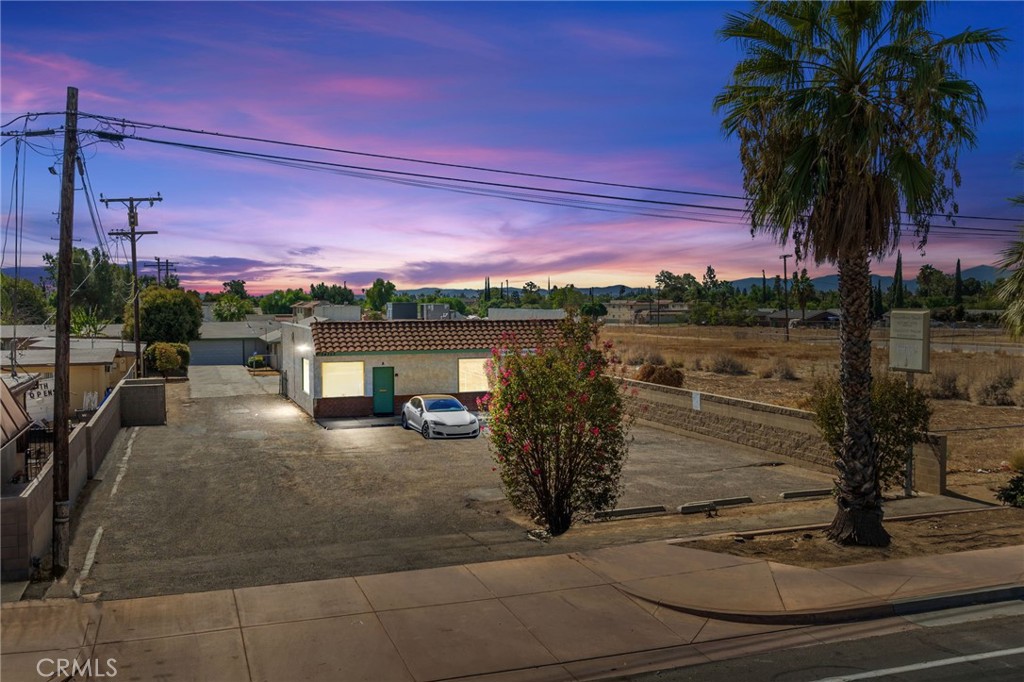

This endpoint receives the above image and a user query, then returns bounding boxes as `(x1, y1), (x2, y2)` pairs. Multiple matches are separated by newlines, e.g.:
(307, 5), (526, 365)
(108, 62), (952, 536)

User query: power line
(78, 128), (1022, 238)
(75, 111), (1024, 224)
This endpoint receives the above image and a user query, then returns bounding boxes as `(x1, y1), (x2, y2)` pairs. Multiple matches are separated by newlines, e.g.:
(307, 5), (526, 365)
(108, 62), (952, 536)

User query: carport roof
(311, 319), (562, 354)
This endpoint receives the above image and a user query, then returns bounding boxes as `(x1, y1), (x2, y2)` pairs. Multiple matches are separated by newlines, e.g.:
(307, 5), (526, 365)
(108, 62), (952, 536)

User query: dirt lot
(597, 324), (1023, 569)
(682, 507), (1024, 568)
(601, 324), (1024, 499)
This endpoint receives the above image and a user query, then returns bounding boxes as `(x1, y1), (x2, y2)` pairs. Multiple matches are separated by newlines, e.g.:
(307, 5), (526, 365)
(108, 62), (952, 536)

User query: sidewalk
(2, 542), (1021, 681)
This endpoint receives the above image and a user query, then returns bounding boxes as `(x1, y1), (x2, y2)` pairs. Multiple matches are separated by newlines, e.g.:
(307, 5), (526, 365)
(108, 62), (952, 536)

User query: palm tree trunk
(827, 252), (891, 547)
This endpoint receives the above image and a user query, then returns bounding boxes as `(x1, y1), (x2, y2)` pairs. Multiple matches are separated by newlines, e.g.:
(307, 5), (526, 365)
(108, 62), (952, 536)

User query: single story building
(0, 347), (132, 417)
(281, 319), (561, 418)
(189, 320), (281, 366)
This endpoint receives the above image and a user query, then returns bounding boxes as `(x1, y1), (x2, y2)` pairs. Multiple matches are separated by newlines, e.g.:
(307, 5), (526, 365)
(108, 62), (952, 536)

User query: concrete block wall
(69, 424), (88, 505)
(623, 378), (946, 494)
(1, 459), (53, 581)
(120, 379), (166, 426)
(87, 387), (122, 477)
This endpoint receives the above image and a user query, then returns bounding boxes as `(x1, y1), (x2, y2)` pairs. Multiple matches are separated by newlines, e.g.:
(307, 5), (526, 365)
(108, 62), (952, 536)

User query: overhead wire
(77, 111), (1023, 224)
(84, 128), (1018, 240)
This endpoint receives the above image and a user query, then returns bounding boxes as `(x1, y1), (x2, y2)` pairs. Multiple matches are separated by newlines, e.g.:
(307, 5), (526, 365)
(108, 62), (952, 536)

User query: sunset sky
(2, 1), (1022, 296)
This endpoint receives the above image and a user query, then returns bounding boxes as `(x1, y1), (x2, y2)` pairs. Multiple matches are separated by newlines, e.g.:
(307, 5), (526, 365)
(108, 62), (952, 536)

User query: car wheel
(422, 423), (431, 439)
(401, 413), (410, 430)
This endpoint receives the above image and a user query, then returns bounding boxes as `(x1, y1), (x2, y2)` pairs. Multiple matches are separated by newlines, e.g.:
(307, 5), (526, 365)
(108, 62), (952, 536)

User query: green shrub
(709, 353), (749, 375)
(145, 342), (182, 376)
(247, 355), (266, 369)
(810, 372), (932, 491)
(636, 364), (684, 387)
(996, 473), (1024, 507)
(483, 316), (633, 536)
(172, 343), (190, 368)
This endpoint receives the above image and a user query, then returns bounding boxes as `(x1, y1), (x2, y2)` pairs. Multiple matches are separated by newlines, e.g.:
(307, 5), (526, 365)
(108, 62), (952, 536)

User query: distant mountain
(962, 264), (1004, 283)
(1, 266), (49, 284)
(397, 284), (643, 299)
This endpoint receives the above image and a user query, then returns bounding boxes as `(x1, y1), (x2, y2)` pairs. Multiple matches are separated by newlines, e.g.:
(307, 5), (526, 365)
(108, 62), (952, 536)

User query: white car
(401, 394), (480, 439)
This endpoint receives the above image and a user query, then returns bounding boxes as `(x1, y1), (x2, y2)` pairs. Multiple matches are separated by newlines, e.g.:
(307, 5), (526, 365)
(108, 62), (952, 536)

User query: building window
(302, 358), (311, 394)
(458, 358), (488, 392)
(322, 361), (364, 397)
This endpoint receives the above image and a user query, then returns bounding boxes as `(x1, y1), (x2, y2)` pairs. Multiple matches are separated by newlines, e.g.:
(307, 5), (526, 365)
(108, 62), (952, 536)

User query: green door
(372, 366), (395, 415)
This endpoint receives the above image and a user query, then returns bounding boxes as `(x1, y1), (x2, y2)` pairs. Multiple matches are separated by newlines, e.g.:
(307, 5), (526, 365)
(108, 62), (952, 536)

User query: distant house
(189, 320), (281, 366)
(291, 301), (362, 323)
(605, 300), (687, 324)
(280, 319), (561, 419)
(0, 347), (131, 416)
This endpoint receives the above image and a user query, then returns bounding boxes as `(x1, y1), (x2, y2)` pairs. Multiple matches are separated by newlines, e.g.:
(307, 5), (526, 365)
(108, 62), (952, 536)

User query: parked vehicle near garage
(401, 394), (480, 439)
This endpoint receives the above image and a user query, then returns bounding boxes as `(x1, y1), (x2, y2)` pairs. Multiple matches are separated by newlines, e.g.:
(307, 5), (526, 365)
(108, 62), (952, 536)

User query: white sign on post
(25, 377), (55, 422)
(888, 310), (930, 373)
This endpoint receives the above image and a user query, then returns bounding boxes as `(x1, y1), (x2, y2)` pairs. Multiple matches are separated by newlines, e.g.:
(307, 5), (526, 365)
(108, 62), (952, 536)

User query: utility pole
(103, 194), (162, 375)
(780, 253), (792, 342)
(52, 86), (79, 577)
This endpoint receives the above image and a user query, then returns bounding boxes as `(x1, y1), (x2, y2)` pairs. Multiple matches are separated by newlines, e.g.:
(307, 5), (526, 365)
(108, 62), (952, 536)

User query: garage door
(189, 339), (246, 366)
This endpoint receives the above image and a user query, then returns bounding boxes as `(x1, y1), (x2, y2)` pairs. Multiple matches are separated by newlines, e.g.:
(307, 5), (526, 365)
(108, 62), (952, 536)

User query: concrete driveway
(63, 367), (832, 600)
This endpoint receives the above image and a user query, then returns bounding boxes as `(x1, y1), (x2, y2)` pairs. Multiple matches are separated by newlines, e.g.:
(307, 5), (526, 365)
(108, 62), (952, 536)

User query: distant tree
(125, 286), (202, 344)
(482, 316), (633, 536)
(761, 270), (769, 304)
(365, 278), (396, 311)
(580, 301), (608, 318)
(222, 279), (249, 299)
(873, 281), (885, 321)
(70, 306), (108, 337)
(997, 162), (1024, 337)
(791, 268), (815, 319)
(163, 273), (181, 289)
(0, 274), (49, 324)
(915, 264), (952, 301)
(213, 293), (253, 321)
(549, 284), (585, 309)
(309, 282), (355, 305)
(953, 259), (964, 307)
(891, 252), (906, 308)
(521, 281), (542, 305)
(43, 246), (131, 322)
(259, 288), (311, 314)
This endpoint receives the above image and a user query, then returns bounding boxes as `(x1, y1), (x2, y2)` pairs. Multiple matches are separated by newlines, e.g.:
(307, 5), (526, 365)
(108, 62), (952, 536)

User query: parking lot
(66, 367), (833, 600)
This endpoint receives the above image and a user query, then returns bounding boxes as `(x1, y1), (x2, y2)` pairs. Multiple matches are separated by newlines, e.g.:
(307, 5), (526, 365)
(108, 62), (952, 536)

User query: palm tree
(714, 2), (1005, 546)
(996, 160), (1024, 338)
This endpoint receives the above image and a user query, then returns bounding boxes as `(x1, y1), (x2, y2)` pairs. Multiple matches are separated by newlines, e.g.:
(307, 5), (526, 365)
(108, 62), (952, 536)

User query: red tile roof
(311, 319), (562, 355)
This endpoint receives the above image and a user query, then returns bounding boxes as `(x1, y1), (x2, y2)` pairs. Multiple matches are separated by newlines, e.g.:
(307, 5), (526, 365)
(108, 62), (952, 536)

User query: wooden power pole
(780, 253), (792, 342)
(52, 86), (79, 576)
(103, 195), (162, 374)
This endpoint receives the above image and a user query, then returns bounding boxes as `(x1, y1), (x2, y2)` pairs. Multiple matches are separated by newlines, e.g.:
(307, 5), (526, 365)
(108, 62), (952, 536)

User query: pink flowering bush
(480, 316), (633, 536)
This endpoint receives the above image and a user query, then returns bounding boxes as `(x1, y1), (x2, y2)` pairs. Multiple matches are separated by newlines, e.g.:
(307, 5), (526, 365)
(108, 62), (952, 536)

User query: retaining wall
(624, 379), (946, 495)
(1, 376), (165, 581)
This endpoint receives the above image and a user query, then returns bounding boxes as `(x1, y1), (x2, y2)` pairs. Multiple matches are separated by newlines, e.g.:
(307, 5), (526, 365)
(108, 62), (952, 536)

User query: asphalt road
(61, 366), (832, 600)
(617, 605), (1024, 682)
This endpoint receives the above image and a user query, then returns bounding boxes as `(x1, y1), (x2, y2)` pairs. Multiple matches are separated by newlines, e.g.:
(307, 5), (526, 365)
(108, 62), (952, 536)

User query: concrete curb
(619, 582), (1024, 626)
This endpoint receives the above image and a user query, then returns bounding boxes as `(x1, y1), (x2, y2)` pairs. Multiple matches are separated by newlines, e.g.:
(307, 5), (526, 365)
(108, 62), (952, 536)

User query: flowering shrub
(481, 316), (633, 536)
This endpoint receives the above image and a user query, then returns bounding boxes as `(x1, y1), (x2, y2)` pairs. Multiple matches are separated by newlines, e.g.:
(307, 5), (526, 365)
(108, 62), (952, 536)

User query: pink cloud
(314, 5), (502, 59)
(560, 25), (675, 57)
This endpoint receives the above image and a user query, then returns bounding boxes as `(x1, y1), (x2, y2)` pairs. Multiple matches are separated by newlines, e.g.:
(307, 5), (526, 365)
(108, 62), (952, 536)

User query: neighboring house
(291, 301), (362, 323)
(281, 319), (561, 419)
(1, 374), (37, 485)
(605, 300), (687, 324)
(1, 324), (126, 351)
(0, 347), (130, 416)
(189, 321), (281, 366)
(487, 308), (566, 321)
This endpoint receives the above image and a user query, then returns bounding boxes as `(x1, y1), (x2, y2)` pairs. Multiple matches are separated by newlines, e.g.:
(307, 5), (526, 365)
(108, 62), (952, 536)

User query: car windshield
(424, 398), (464, 412)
